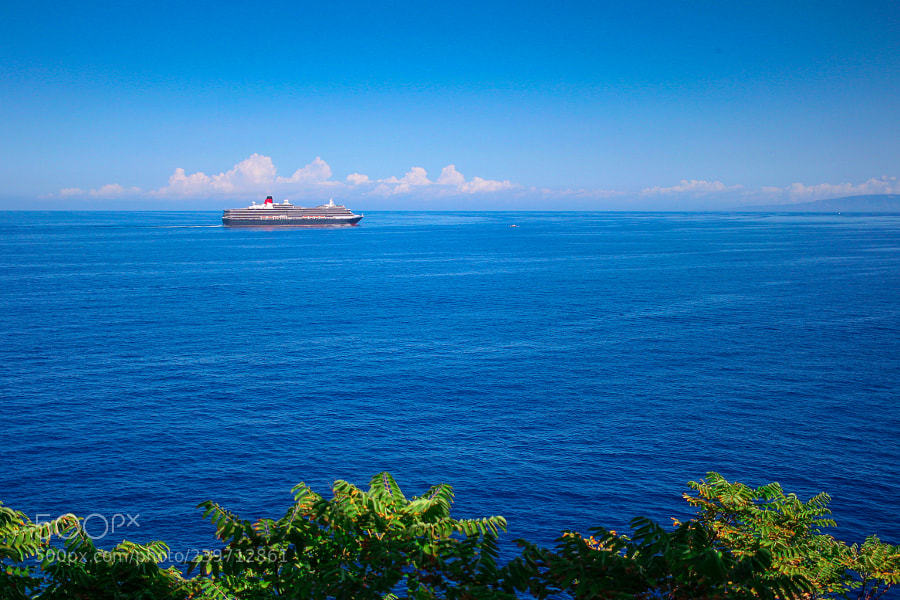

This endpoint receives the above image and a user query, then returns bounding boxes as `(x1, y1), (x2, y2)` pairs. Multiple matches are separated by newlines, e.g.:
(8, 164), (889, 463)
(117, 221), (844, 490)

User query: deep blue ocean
(1, 211), (898, 564)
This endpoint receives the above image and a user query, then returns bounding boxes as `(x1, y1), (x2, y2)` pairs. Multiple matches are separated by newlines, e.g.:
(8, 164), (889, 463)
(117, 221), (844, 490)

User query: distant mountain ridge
(741, 194), (900, 212)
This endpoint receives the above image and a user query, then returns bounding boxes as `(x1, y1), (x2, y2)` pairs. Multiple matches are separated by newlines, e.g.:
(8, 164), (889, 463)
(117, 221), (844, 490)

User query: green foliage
(1, 502), (63, 599)
(1, 472), (897, 599)
(188, 472), (510, 599)
(504, 517), (804, 599)
(684, 472), (900, 599)
(685, 473), (844, 589)
(0, 501), (193, 600)
(847, 536), (900, 599)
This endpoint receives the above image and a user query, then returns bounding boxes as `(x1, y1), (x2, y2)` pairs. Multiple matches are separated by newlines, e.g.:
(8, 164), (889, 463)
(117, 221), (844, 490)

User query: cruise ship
(222, 197), (363, 227)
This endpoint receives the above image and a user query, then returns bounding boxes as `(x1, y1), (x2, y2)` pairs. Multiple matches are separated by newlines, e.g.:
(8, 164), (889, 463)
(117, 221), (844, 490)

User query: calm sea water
(1, 211), (898, 560)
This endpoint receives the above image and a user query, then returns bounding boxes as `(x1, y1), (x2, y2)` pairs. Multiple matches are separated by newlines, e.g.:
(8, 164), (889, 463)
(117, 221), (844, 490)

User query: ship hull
(223, 216), (362, 227)
(222, 199), (363, 227)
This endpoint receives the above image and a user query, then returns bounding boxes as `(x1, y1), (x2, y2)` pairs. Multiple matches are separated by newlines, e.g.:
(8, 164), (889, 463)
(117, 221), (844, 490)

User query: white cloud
(642, 179), (742, 195)
(372, 164), (514, 196)
(374, 166), (433, 195)
(225, 153), (278, 186)
(153, 153), (280, 197)
(751, 176), (897, 205)
(388, 166), (432, 186)
(57, 184), (141, 198)
(460, 176), (514, 193)
(783, 176), (896, 200)
(276, 156), (332, 183)
(638, 176), (899, 207)
(438, 165), (513, 194)
(537, 187), (624, 199)
(157, 168), (213, 196)
(58, 154), (521, 202)
(58, 152), (895, 208)
(437, 164), (465, 186)
(135, 154), (338, 199)
(346, 173), (370, 185)
(91, 184), (127, 197)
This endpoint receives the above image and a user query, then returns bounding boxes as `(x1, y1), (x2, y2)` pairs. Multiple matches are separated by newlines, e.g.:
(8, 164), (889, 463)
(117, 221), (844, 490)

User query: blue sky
(1, 0), (897, 209)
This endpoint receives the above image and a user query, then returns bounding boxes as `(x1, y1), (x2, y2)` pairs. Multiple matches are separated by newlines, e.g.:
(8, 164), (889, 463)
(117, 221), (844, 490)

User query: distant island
(740, 194), (900, 213)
